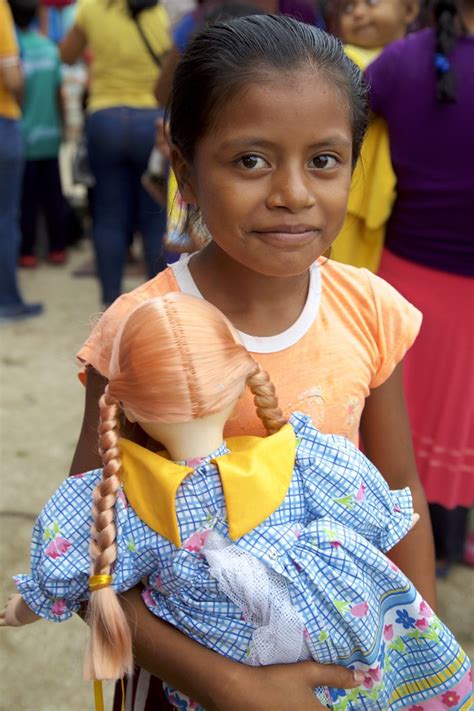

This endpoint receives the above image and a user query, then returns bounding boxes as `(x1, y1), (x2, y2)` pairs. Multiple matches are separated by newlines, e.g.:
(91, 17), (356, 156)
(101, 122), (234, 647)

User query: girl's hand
(0, 594), (40, 627)
(120, 586), (363, 711)
(210, 660), (365, 711)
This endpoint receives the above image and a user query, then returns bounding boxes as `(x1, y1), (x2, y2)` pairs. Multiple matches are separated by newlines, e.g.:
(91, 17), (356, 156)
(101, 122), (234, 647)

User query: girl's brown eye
(239, 155), (267, 170)
(311, 155), (338, 169)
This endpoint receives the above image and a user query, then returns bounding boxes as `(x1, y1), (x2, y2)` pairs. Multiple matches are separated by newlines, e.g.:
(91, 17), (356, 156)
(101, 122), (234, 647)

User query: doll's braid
(84, 388), (133, 681)
(430, 0), (459, 102)
(247, 366), (287, 434)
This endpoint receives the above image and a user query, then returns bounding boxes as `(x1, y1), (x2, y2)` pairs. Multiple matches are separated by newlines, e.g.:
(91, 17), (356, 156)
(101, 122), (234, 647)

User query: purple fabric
(279, 0), (318, 25)
(172, 1), (320, 51)
(365, 29), (474, 275)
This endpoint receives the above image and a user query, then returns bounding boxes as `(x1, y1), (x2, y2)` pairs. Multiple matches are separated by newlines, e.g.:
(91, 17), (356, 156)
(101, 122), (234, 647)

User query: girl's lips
(255, 224), (317, 234)
(251, 228), (320, 247)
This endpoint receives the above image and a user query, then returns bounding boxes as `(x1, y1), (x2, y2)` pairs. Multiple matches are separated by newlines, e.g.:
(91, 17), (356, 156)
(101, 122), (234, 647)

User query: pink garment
(378, 248), (474, 509)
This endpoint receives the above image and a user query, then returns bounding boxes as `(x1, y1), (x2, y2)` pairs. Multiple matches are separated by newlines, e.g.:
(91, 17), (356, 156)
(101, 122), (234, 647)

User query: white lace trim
(202, 530), (309, 665)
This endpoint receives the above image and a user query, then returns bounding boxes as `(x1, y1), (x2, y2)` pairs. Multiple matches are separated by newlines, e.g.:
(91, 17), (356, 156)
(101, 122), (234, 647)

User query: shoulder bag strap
(133, 15), (162, 67)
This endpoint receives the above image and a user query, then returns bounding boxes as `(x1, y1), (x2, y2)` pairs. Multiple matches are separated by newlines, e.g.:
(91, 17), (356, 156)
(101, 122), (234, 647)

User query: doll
(1, 293), (471, 710)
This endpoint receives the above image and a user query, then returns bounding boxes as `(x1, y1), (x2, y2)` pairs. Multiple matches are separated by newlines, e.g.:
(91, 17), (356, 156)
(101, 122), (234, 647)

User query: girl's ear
(170, 144), (197, 204)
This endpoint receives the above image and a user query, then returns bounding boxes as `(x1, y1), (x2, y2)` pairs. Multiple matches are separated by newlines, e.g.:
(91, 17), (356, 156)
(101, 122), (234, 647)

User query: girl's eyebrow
(219, 138), (278, 150)
(308, 136), (352, 149)
(219, 135), (352, 150)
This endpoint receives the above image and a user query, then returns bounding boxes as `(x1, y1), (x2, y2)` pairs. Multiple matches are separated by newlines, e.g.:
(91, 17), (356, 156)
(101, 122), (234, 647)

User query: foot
(19, 255), (38, 269)
(71, 258), (96, 278)
(435, 560), (452, 579)
(0, 302), (43, 323)
(48, 250), (67, 265)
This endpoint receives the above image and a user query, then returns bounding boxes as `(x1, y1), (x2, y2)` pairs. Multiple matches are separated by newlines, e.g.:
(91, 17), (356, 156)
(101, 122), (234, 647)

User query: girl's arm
(360, 362), (437, 607)
(69, 367), (106, 474)
(69, 367), (149, 475)
(0, 58), (23, 105)
(59, 24), (87, 65)
(121, 586), (363, 711)
(154, 44), (181, 105)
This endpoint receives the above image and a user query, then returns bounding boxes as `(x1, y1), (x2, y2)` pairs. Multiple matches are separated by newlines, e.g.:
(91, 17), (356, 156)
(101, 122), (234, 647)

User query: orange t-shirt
(77, 258), (422, 444)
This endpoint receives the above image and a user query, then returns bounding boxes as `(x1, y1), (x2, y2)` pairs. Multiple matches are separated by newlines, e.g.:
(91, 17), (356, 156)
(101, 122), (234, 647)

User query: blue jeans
(0, 117), (24, 307)
(86, 107), (167, 304)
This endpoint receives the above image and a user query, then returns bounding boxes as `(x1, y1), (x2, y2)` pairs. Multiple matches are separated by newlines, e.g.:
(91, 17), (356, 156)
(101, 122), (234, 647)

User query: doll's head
(109, 293), (258, 422)
(85, 293), (286, 681)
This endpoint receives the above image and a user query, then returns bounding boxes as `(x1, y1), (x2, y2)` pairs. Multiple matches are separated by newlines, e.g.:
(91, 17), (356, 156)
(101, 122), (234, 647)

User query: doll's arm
(360, 363), (436, 607)
(0, 594), (40, 627)
(14, 471), (162, 623)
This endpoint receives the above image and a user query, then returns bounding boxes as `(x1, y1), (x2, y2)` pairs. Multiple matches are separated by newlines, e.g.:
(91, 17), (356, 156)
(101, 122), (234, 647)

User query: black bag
(127, 0), (158, 19)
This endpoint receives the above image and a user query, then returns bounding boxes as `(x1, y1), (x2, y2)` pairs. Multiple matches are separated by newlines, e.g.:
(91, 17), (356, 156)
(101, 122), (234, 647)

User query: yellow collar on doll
(119, 423), (296, 547)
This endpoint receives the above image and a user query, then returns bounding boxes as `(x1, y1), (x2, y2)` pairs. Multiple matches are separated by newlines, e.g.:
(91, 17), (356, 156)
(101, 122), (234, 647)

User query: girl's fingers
(304, 661), (365, 688)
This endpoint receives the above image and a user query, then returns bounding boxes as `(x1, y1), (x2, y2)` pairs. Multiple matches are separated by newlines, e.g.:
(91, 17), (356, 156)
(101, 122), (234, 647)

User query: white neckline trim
(170, 254), (321, 354)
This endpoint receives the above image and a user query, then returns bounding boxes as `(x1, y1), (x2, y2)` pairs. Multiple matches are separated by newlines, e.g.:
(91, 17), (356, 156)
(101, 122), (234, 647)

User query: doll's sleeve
(13, 473), (100, 621)
(295, 417), (413, 552)
(13, 472), (159, 622)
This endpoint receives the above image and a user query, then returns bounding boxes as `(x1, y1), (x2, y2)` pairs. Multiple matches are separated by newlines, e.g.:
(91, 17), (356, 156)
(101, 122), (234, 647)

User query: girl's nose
(351, 0), (367, 20)
(266, 168), (316, 212)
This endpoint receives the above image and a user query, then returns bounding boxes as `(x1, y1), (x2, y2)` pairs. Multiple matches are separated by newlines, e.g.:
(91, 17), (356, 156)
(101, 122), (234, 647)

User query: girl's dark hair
(8, 0), (38, 29)
(428, 0), (460, 103)
(168, 14), (368, 167)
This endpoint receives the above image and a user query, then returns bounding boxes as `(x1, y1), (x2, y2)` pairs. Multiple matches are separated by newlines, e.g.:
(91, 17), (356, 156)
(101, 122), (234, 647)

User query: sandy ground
(0, 243), (473, 711)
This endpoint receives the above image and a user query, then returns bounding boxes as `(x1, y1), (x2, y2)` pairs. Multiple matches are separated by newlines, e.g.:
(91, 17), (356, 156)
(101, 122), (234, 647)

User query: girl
(71, 15), (436, 711)
(365, 0), (474, 573)
(327, 0), (420, 272)
(2, 294), (471, 711)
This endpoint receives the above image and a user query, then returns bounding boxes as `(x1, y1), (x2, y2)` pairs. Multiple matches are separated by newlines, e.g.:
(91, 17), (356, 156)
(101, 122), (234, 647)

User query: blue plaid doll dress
(14, 413), (472, 710)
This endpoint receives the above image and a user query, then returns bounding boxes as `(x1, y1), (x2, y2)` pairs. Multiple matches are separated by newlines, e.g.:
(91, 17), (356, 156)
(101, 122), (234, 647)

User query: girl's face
(338, 0), (418, 49)
(176, 71), (353, 279)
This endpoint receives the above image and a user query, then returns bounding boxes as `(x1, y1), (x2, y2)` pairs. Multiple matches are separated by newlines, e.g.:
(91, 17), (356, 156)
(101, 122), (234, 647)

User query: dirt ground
(0, 244), (473, 711)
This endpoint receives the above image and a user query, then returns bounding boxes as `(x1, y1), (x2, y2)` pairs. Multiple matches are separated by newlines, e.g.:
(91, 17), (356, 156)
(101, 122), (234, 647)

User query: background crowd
(0, 0), (472, 708)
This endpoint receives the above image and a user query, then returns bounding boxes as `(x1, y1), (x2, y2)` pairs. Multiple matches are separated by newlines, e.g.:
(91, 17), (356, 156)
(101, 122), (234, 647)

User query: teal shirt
(19, 30), (62, 160)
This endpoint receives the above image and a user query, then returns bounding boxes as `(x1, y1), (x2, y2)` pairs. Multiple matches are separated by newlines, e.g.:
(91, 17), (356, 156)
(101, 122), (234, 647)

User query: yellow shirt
(330, 44), (397, 273)
(75, 0), (171, 112)
(0, 0), (21, 119)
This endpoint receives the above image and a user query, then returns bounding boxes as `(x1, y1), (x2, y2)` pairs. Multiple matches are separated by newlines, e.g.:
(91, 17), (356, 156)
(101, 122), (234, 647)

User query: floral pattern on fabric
(13, 413), (471, 709)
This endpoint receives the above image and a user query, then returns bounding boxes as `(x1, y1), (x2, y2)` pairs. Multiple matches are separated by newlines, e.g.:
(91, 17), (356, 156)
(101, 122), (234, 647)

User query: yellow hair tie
(89, 574), (113, 592)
